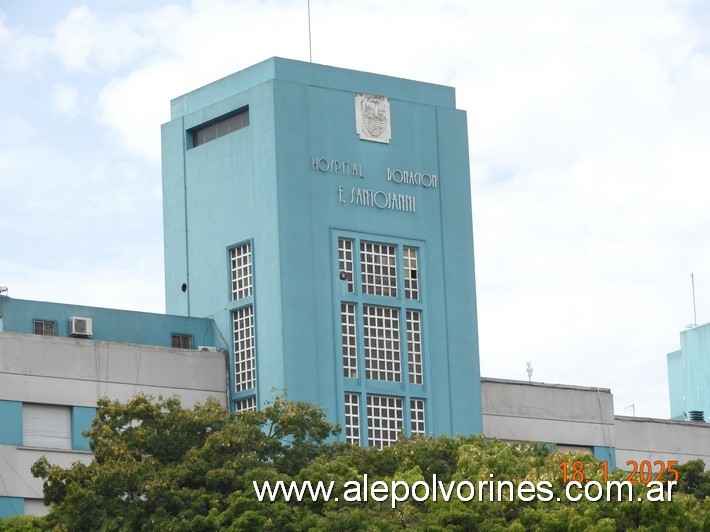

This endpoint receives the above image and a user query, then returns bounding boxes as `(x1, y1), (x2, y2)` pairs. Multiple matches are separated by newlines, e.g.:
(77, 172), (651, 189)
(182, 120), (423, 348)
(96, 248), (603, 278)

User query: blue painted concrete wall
(667, 323), (710, 420)
(163, 57), (482, 437)
(0, 297), (218, 349)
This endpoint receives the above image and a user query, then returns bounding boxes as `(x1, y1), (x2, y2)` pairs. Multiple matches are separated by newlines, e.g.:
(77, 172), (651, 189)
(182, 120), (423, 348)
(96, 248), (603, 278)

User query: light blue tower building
(162, 58), (482, 445)
(667, 323), (710, 421)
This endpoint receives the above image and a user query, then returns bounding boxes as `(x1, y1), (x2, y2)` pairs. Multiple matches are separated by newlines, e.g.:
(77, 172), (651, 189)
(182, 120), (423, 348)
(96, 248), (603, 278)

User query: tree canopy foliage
(0, 394), (707, 530)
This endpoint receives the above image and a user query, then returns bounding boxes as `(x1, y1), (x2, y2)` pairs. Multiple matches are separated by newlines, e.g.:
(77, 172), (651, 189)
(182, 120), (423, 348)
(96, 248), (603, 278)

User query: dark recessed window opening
(33, 320), (56, 336)
(171, 333), (193, 349)
(190, 107), (249, 148)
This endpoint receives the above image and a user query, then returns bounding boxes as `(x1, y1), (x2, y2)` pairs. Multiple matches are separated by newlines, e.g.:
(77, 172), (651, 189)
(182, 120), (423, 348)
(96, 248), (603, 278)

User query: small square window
(33, 320), (55, 336)
(171, 334), (192, 349)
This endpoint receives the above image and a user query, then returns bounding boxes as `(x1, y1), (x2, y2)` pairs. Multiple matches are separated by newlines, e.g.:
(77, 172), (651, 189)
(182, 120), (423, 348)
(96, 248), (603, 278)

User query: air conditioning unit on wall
(198, 346), (219, 352)
(69, 317), (93, 337)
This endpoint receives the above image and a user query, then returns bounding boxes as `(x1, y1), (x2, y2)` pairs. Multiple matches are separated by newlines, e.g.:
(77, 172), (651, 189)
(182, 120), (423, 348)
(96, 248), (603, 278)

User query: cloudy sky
(2, 1), (709, 419)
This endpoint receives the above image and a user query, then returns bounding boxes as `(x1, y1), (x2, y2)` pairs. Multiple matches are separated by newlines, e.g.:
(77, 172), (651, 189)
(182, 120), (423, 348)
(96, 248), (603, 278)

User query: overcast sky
(2, 1), (709, 419)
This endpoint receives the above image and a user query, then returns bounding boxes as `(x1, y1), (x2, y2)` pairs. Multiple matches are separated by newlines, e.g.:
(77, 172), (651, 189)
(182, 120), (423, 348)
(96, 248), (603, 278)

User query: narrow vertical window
(236, 396), (257, 413)
(367, 395), (403, 448)
(233, 306), (255, 392)
(410, 399), (426, 436)
(360, 241), (397, 297)
(403, 246), (419, 300)
(230, 242), (252, 300)
(338, 238), (354, 292)
(363, 305), (400, 382)
(344, 393), (361, 445)
(406, 310), (423, 384)
(341, 303), (358, 378)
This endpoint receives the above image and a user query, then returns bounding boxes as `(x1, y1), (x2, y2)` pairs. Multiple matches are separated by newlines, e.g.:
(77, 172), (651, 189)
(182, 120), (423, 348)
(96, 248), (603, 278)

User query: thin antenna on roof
(691, 272), (697, 326)
(307, 0), (313, 62)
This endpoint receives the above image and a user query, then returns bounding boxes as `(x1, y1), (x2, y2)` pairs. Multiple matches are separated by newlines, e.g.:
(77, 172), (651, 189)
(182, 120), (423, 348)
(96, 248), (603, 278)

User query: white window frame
(363, 305), (401, 382)
(236, 396), (257, 413)
(341, 303), (358, 378)
(410, 398), (426, 436)
(367, 394), (403, 448)
(233, 305), (256, 392)
(344, 393), (361, 445)
(230, 242), (253, 301)
(360, 241), (398, 297)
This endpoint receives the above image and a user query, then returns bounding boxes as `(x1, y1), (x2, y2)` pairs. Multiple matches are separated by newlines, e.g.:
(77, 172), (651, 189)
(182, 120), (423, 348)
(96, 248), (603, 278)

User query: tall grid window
(363, 305), (401, 382)
(233, 306), (255, 392)
(406, 310), (423, 384)
(410, 399), (426, 436)
(236, 396), (257, 413)
(360, 242), (397, 297)
(341, 303), (358, 378)
(367, 395), (403, 448)
(338, 238), (354, 293)
(403, 247), (419, 300)
(344, 393), (361, 445)
(231, 243), (253, 300)
(33, 320), (55, 336)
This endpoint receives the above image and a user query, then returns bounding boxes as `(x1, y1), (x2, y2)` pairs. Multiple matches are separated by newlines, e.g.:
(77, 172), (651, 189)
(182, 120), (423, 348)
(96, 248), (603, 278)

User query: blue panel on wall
(0, 400), (23, 446)
(0, 497), (24, 519)
(592, 446), (617, 470)
(71, 406), (97, 451)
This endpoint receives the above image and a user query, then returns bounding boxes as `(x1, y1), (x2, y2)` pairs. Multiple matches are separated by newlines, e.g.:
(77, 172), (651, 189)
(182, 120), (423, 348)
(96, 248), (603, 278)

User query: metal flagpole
(308, 0), (313, 62)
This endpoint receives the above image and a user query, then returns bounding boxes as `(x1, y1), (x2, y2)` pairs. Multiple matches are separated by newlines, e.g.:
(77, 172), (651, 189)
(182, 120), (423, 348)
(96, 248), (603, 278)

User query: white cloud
(50, 83), (80, 116)
(0, 12), (50, 70)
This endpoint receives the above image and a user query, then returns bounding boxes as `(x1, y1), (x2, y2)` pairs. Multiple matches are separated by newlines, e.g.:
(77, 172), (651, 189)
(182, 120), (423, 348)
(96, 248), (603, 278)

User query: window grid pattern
(410, 399), (426, 436)
(360, 242), (397, 297)
(236, 396), (257, 413)
(171, 334), (192, 349)
(233, 306), (256, 392)
(367, 395), (403, 448)
(230, 243), (253, 300)
(406, 310), (423, 384)
(344, 393), (361, 445)
(33, 320), (55, 336)
(363, 305), (401, 382)
(192, 108), (249, 147)
(338, 238), (354, 292)
(403, 247), (419, 300)
(341, 303), (358, 378)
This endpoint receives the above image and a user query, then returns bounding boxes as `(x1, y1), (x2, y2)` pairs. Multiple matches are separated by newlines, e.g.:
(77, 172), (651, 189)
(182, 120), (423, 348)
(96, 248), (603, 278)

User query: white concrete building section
(615, 416), (710, 467)
(0, 447), (93, 516)
(481, 378), (710, 469)
(0, 332), (229, 407)
(0, 332), (228, 517)
(481, 378), (615, 452)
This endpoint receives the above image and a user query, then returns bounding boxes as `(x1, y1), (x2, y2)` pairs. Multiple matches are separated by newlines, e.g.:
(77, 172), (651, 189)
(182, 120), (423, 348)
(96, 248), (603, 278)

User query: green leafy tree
(21, 394), (710, 530)
(0, 514), (44, 531)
